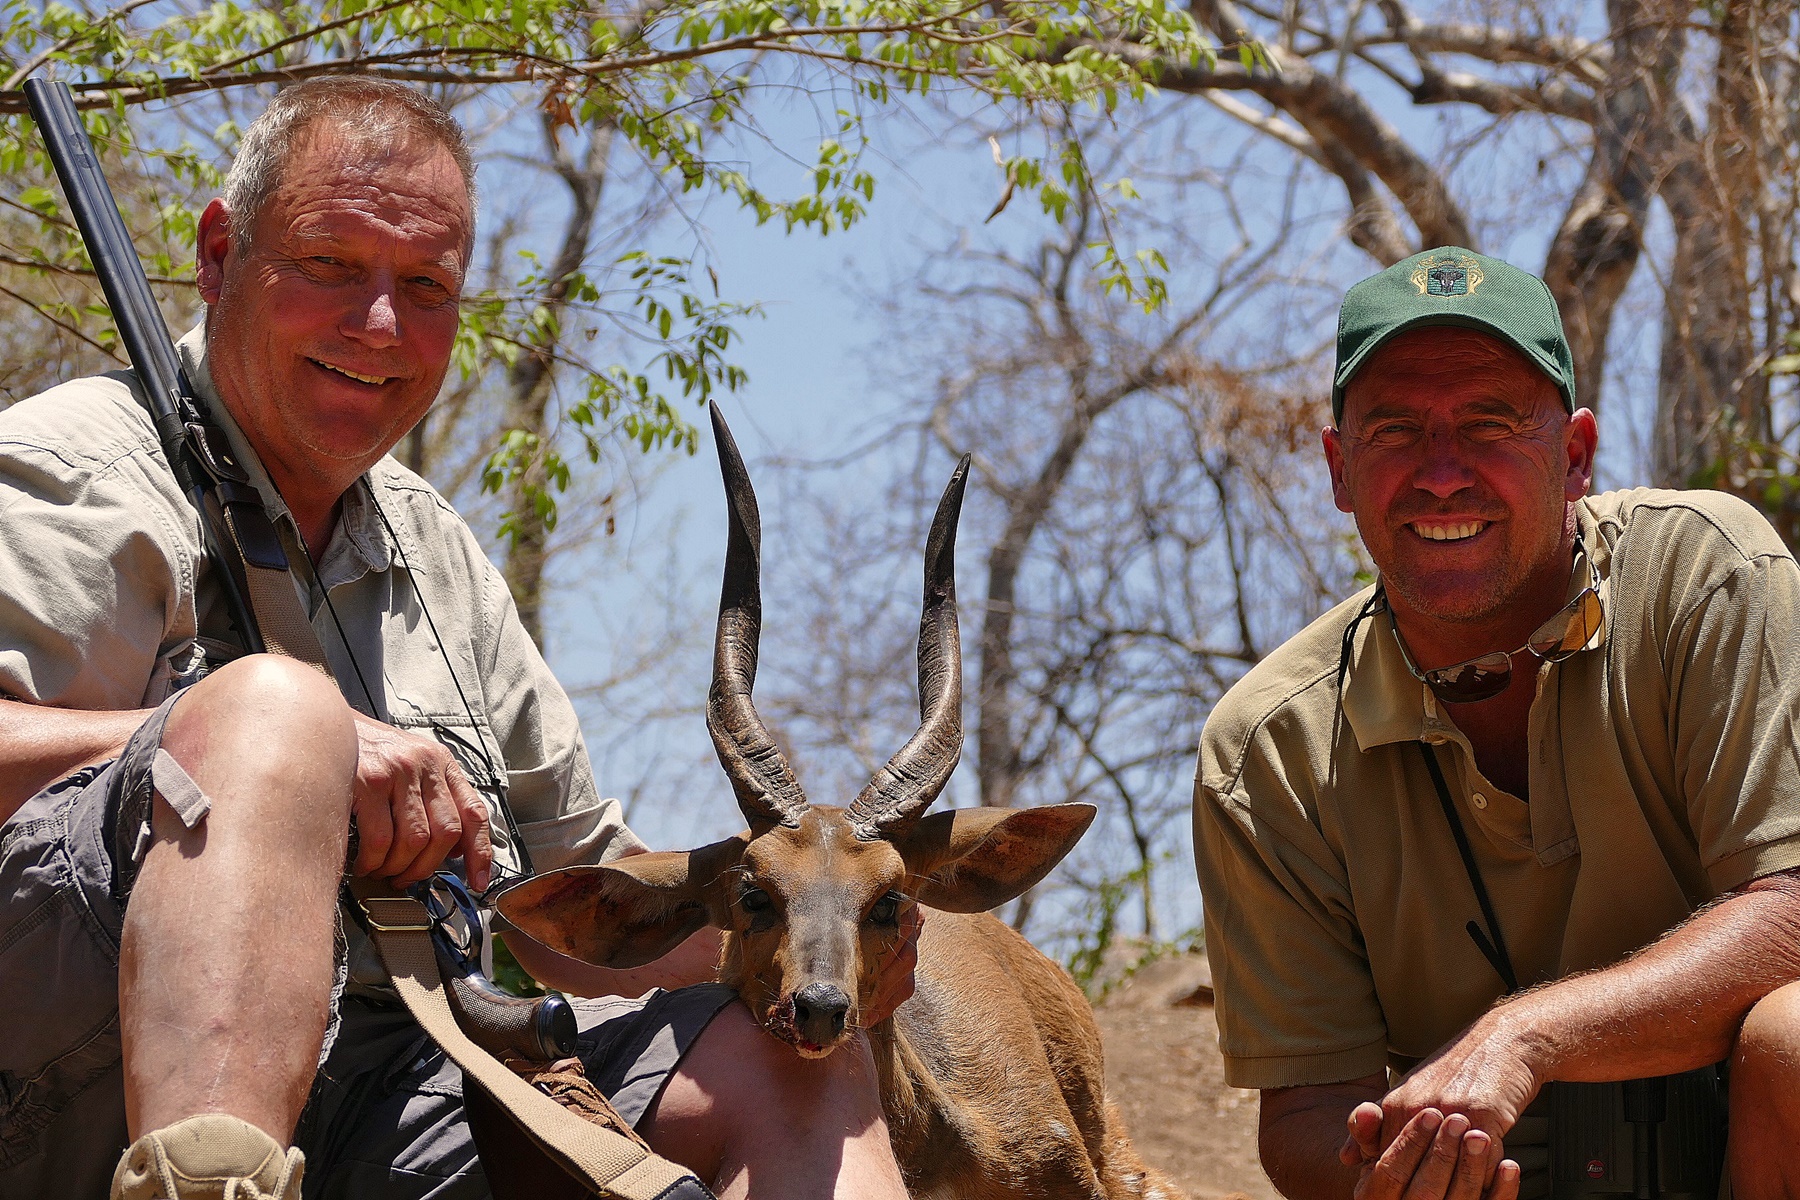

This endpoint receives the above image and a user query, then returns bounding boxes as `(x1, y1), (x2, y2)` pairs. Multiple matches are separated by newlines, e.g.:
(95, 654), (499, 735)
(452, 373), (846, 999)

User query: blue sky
(445, 43), (1674, 942)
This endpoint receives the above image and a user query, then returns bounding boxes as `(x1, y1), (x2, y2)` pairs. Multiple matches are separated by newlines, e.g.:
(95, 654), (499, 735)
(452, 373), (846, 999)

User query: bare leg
(119, 655), (357, 1144)
(1729, 979), (1800, 1200)
(640, 1001), (909, 1200)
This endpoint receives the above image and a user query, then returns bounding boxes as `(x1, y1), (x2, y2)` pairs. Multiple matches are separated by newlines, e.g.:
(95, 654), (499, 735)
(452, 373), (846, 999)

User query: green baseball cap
(1332, 246), (1576, 423)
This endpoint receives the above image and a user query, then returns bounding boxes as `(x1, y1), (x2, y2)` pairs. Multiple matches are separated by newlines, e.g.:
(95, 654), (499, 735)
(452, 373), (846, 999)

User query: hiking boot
(111, 1113), (304, 1200)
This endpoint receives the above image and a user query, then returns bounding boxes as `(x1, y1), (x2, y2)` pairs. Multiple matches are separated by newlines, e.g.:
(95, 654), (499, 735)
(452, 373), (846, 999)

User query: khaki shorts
(0, 692), (736, 1199)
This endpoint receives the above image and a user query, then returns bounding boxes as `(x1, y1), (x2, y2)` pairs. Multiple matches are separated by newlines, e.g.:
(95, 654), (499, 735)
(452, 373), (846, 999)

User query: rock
(1099, 950), (1213, 1010)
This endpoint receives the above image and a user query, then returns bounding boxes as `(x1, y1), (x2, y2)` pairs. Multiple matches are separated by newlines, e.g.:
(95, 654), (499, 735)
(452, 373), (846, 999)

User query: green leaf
(0, 0), (1210, 534)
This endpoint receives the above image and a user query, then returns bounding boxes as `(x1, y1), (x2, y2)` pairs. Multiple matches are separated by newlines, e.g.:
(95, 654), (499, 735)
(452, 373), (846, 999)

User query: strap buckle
(350, 876), (483, 954)
(354, 893), (433, 933)
(184, 418), (250, 485)
(416, 871), (484, 966)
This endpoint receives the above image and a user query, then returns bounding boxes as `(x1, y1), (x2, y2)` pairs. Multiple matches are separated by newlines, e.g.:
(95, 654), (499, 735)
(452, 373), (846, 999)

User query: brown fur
(501, 804), (1184, 1200)
(867, 909), (1185, 1200)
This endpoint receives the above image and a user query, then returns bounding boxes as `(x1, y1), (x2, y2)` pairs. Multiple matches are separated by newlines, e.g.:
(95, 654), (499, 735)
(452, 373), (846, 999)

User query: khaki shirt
(1193, 489), (1800, 1090)
(0, 324), (644, 878)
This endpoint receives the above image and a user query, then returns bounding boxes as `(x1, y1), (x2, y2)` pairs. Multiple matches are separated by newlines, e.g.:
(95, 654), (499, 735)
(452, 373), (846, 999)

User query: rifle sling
(198, 423), (705, 1200)
(349, 884), (707, 1200)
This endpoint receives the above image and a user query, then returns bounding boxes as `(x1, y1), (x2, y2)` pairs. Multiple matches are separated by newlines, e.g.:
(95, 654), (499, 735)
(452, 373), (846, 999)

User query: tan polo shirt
(1193, 489), (1800, 1090)
(0, 324), (644, 877)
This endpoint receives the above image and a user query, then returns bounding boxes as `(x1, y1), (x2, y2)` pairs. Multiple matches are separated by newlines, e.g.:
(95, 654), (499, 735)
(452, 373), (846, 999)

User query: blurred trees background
(0, 0), (1794, 981)
(1147, 0), (1799, 521)
(750, 0), (1798, 970)
(0, 0), (1201, 623)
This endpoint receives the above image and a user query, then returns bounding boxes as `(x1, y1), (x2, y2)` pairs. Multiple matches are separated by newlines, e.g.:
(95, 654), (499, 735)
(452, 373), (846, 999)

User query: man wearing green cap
(1192, 247), (1800, 1198)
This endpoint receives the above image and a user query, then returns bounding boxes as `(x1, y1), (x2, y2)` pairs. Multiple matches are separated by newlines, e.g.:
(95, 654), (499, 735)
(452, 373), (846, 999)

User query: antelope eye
(868, 892), (903, 925)
(739, 887), (772, 913)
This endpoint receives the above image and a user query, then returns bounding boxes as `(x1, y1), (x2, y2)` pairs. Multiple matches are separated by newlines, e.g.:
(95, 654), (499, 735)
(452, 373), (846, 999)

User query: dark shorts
(0, 694), (736, 1200)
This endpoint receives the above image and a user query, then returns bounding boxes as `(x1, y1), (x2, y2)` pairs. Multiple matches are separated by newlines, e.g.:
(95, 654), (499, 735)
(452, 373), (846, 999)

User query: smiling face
(1323, 327), (1597, 645)
(723, 808), (912, 1058)
(197, 121), (470, 527)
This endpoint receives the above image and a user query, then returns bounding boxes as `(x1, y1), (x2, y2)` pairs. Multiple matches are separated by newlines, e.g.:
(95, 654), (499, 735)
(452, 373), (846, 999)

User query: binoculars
(1506, 1068), (1728, 1199)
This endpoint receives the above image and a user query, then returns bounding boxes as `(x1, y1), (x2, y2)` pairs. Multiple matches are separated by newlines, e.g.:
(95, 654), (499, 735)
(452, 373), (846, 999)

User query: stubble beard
(1379, 558), (1518, 627)
(1374, 509), (1573, 630)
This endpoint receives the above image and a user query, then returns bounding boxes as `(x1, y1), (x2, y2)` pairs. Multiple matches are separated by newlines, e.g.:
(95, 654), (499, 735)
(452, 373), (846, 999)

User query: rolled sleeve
(0, 392), (192, 710)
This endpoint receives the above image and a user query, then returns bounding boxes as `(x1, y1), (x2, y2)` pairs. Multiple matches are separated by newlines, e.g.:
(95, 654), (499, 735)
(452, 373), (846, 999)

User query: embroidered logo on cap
(1410, 252), (1485, 297)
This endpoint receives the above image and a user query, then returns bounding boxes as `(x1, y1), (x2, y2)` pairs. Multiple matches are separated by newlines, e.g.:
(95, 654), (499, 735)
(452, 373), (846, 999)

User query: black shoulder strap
(1416, 742), (1519, 993)
(183, 412), (337, 667)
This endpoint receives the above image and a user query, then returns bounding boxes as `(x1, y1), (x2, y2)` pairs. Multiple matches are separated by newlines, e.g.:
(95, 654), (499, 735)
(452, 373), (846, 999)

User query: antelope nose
(792, 983), (851, 1043)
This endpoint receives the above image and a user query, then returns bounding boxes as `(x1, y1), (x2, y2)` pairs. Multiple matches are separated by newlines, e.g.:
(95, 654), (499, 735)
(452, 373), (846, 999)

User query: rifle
(24, 77), (268, 653)
(22, 77), (575, 1066)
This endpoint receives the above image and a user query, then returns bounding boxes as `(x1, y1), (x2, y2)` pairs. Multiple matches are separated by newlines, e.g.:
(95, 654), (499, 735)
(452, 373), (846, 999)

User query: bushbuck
(499, 405), (1184, 1200)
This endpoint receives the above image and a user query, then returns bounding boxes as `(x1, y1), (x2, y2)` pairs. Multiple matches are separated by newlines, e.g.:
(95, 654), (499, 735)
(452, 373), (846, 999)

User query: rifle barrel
(23, 79), (200, 495)
(23, 77), (267, 652)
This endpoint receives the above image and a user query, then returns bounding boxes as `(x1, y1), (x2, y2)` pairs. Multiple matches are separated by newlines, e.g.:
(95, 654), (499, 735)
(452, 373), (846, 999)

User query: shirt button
(1422, 732), (1447, 745)
(1471, 792), (1489, 809)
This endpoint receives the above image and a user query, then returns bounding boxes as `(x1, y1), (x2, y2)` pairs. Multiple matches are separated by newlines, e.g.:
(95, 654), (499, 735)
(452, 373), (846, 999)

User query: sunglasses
(1389, 543), (1603, 704)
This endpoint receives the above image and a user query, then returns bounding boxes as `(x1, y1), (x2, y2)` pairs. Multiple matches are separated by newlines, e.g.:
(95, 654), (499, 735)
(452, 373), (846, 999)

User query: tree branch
(1131, 16), (1475, 250)
(1542, 0), (1690, 415)
(1406, 66), (1597, 122)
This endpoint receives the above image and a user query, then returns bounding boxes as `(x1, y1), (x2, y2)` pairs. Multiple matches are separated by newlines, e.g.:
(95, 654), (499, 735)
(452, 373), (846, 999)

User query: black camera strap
(1417, 742), (1519, 993)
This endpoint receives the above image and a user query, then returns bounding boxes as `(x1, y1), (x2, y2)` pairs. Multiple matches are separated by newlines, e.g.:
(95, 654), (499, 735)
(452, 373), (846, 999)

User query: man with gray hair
(0, 77), (914, 1200)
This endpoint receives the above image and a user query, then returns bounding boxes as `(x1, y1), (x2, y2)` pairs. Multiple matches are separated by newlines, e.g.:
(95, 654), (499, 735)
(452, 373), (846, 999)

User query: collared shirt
(0, 323), (644, 880)
(1192, 488), (1800, 1089)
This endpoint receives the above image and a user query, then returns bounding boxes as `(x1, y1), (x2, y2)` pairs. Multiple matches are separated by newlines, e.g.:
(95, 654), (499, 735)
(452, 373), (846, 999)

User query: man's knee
(1735, 979), (1800, 1090)
(157, 654), (357, 837)
(179, 654), (347, 729)
(646, 1001), (885, 1154)
(1728, 981), (1800, 1195)
(166, 656), (354, 776)
(644, 1001), (907, 1197)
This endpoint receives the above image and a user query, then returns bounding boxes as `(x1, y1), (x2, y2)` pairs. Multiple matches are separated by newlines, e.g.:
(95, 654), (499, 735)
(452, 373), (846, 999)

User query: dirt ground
(1092, 952), (1279, 1200)
(1096, 1005), (1277, 1200)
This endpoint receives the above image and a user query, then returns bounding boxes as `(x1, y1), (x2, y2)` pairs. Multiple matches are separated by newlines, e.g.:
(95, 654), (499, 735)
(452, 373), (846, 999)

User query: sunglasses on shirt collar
(1387, 538), (1603, 705)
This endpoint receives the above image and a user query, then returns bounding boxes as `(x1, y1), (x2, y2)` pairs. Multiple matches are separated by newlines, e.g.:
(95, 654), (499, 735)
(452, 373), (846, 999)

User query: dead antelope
(500, 405), (1184, 1200)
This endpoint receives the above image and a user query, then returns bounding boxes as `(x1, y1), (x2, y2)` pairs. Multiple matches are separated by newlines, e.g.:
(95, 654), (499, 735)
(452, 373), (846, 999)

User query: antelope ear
(494, 833), (749, 969)
(895, 804), (1096, 913)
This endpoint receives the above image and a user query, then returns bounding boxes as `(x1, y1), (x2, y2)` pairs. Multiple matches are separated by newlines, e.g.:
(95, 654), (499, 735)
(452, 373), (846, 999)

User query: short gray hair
(222, 76), (477, 252)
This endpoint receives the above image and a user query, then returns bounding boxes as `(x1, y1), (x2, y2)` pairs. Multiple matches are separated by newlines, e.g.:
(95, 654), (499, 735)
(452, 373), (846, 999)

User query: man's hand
(1375, 1011), (1541, 1157)
(863, 903), (924, 1026)
(349, 711), (492, 890)
(1330, 1011), (1536, 1200)
(1339, 1106), (1520, 1200)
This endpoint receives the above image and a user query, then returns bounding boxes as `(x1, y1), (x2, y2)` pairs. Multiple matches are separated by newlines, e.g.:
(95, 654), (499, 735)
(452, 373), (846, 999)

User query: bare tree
(0, 133), (208, 406)
(753, 140), (1356, 951)
(1112, 0), (1797, 509)
(747, 0), (1800, 963)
